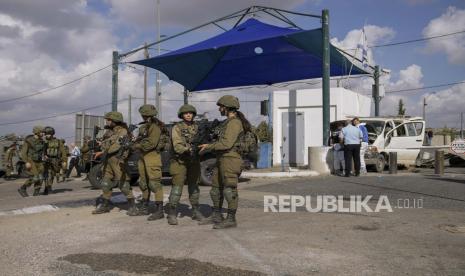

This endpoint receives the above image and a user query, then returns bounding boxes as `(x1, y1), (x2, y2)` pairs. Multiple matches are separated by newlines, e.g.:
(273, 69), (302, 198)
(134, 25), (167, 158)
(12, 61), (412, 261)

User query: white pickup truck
(331, 117), (426, 172)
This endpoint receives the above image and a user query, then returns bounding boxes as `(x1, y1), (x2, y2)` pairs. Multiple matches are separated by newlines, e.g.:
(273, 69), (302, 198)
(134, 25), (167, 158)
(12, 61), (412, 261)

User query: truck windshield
(363, 121), (385, 135)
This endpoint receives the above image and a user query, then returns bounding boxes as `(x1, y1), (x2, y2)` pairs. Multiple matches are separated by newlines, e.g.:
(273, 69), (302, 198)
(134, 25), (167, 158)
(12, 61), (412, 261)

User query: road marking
(220, 232), (276, 275)
(0, 204), (59, 216)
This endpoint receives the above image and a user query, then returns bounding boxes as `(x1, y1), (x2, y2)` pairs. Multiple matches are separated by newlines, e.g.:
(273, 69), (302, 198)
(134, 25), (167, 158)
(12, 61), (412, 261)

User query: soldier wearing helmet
(3, 142), (17, 180)
(42, 126), (67, 195)
(199, 95), (251, 229)
(166, 104), (206, 225)
(18, 125), (46, 197)
(92, 111), (138, 216)
(130, 104), (168, 220)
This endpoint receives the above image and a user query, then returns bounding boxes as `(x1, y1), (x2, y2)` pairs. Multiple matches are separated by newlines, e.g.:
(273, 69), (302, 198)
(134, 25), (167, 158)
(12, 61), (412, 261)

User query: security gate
(281, 111), (305, 166)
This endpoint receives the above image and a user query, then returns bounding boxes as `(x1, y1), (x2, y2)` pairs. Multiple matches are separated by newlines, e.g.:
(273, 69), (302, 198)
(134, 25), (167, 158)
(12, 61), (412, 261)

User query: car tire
(88, 163), (104, 189)
(200, 158), (216, 186)
(375, 154), (386, 172)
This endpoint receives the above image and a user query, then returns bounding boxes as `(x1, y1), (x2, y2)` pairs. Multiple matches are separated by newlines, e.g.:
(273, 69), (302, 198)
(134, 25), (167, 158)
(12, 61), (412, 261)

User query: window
(384, 121), (394, 137)
(406, 123), (417, 136)
(414, 122), (423, 136)
(396, 124), (407, 137)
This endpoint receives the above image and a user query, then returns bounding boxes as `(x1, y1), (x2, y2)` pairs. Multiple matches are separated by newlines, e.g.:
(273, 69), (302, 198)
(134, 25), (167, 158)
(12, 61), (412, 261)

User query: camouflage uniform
(18, 126), (45, 197)
(43, 127), (67, 195)
(4, 145), (16, 179)
(167, 104), (205, 225)
(58, 141), (69, 182)
(92, 111), (137, 215)
(201, 95), (244, 229)
(131, 104), (165, 220)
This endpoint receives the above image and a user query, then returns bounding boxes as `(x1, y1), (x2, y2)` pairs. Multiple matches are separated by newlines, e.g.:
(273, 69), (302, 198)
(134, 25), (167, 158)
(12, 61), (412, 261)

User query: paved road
(0, 169), (464, 275)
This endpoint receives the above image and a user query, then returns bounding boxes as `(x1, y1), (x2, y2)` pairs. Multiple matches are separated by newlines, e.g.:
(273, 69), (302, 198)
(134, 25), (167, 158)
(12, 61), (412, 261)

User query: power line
(0, 99), (127, 126)
(344, 29), (465, 51)
(0, 64), (113, 104)
(386, 80), (465, 94)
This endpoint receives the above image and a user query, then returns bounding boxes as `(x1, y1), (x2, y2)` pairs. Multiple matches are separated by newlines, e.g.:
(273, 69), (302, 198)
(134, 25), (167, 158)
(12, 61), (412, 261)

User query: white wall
(272, 88), (371, 166)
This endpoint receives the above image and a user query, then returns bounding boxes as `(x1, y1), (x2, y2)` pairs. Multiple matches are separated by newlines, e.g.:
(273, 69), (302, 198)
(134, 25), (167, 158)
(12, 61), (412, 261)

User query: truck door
(385, 121), (425, 165)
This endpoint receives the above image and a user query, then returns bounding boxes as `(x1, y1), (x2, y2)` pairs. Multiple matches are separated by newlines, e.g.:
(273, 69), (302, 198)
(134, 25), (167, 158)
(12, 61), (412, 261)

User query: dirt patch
(353, 222), (380, 231)
(60, 252), (265, 275)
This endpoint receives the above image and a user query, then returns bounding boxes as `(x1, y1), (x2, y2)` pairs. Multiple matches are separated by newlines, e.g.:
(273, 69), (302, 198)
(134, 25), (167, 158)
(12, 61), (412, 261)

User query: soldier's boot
(198, 207), (224, 225)
(126, 198), (139, 216)
(135, 199), (150, 216)
(33, 188), (41, 196)
(92, 198), (111, 214)
(191, 204), (207, 222)
(43, 187), (49, 195)
(147, 201), (164, 221)
(43, 186), (53, 195)
(167, 204), (178, 225)
(17, 185), (29, 197)
(213, 209), (237, 229)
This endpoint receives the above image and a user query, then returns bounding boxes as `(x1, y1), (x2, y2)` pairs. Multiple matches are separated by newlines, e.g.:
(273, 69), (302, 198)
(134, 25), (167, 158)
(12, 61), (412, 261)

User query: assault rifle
(190, 119), (220, 158)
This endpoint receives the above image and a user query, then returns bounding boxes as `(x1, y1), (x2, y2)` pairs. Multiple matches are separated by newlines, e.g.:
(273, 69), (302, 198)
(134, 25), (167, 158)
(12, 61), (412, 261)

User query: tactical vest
(46, 138), (60, 158)
(216, 118), (242, 151)
(218, 118), (258, 160)
(26, 135), (45, 162)
(178, 121), (198, 145)
(141, 122), (171, 152)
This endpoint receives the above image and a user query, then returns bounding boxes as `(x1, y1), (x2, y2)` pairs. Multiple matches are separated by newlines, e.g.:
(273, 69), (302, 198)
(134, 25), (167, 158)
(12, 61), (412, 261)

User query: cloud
(0, 1), (143, 142)
(106, 0), (306, 29)
(422, 6), (465, 65)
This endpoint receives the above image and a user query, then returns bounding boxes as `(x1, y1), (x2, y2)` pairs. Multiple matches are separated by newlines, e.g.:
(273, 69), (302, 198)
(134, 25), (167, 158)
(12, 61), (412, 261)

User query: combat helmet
(138, 104), (158, 117)
(177, 104), (197, 119)
(216, 95), (240, 109)
(44, 126), (55, 135)
(104, 111), (124, 123)
(32, 125), (44, 135)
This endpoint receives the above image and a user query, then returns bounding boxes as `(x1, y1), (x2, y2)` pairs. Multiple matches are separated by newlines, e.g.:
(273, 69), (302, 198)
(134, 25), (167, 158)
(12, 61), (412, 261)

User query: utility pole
(423, 97), (427, 123)
(373, 65), (380, 117)
(143, 43), (149, 104)
(128, 94), (132, 125)
(461, 112), (464, 139)
(111, 51), (119, 111)
(321, 9), (330, 146)
(155, 0), (162, 119)
(183, 88), (188, 104)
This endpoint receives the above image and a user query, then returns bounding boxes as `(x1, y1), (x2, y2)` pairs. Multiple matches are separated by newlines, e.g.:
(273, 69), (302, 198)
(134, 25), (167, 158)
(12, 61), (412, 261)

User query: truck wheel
(375, 155), (386, 172)
(88, 163), (104, 189)
(200, 159), (216, 186)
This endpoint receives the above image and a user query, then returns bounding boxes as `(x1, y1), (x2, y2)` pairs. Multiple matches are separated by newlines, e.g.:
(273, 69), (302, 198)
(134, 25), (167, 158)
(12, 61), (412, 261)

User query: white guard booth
(272, 88), (371, 167)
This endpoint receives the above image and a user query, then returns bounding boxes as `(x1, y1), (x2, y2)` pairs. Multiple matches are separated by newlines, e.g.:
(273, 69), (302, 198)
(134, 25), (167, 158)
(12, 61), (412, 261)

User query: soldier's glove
(25, 162), (32, 170)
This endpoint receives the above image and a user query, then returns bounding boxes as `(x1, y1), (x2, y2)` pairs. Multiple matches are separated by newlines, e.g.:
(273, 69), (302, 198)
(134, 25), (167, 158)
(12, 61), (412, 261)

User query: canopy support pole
(112, 51), (119, 111)
(322, 9), (330, 146)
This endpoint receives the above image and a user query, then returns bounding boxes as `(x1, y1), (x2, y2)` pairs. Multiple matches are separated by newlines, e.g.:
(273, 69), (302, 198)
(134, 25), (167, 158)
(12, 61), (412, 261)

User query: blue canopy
(132, 18), (368, 92)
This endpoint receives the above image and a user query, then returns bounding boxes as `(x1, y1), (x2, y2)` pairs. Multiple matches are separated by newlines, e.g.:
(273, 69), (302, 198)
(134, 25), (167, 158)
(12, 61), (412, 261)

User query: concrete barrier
(308, 146), (331, 175)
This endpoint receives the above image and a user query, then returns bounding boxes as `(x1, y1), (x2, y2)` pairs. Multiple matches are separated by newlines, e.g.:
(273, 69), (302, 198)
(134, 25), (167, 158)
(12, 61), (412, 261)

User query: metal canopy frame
(112, 6), (334, 145)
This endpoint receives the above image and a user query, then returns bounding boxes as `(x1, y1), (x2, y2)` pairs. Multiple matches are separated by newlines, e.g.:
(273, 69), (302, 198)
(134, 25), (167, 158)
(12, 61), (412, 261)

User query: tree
(254, 121), (272, 143)
(397, 99), (406, 116)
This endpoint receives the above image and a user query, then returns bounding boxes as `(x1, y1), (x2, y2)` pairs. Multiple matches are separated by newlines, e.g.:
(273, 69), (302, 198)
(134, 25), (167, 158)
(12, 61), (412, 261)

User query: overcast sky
(0, 0), (464, 141)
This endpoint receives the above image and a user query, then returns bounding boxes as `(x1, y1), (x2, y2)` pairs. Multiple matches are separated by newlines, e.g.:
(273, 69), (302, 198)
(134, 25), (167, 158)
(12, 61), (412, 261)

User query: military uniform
(201, 95), (244, 229)
(18, 126), (45, 197)
(132, 104), (165, 220)
(81, 137), (91, 174)
(92, 111), (137, 215)
(43, 127), (67, 194)
(4, 145), (16, 179)
(58, 141), (69, 182)
(167, 104), (205, 225)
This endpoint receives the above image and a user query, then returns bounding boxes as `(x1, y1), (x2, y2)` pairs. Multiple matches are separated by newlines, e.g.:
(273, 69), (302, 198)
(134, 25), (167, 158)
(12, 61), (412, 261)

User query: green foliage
(254, 121), (272, 143)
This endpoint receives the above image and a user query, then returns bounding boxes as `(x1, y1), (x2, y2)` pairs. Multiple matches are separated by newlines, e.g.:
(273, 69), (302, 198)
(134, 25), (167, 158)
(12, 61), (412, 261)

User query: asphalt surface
(0, 168), (465, 275)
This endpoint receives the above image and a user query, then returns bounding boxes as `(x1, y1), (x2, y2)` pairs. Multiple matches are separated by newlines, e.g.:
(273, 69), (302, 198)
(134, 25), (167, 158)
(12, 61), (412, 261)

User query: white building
(272, 88), (371, 167)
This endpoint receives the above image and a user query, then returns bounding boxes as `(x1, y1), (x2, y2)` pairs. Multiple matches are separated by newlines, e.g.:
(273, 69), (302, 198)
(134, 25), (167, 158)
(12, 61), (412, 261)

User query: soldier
(80, 135), (91, 180)
(199, 95), (251, 229)
(131, 104), (166, 220)
(92, 111), (138, 216)
(3, 142), (17, 180)
(57, 139), (69, 183)
(43, 127), (67, 195)
(18, 125), (45, 197)
(166, 104), (206, 225)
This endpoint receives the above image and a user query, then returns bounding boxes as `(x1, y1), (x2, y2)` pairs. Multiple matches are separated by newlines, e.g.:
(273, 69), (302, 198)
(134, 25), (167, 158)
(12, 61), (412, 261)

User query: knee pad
(101, 180), (113, 193)
(138, 180), (148, 191)
(120, 182), (131, 195)
(148, 181), (161, 193)
(223, 187), (238, 204)
(169, 185), (183, 204)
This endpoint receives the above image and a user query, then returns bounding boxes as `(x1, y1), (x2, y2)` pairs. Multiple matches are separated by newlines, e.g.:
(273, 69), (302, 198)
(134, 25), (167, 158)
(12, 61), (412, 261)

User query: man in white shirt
(66, 143), (82, 178)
